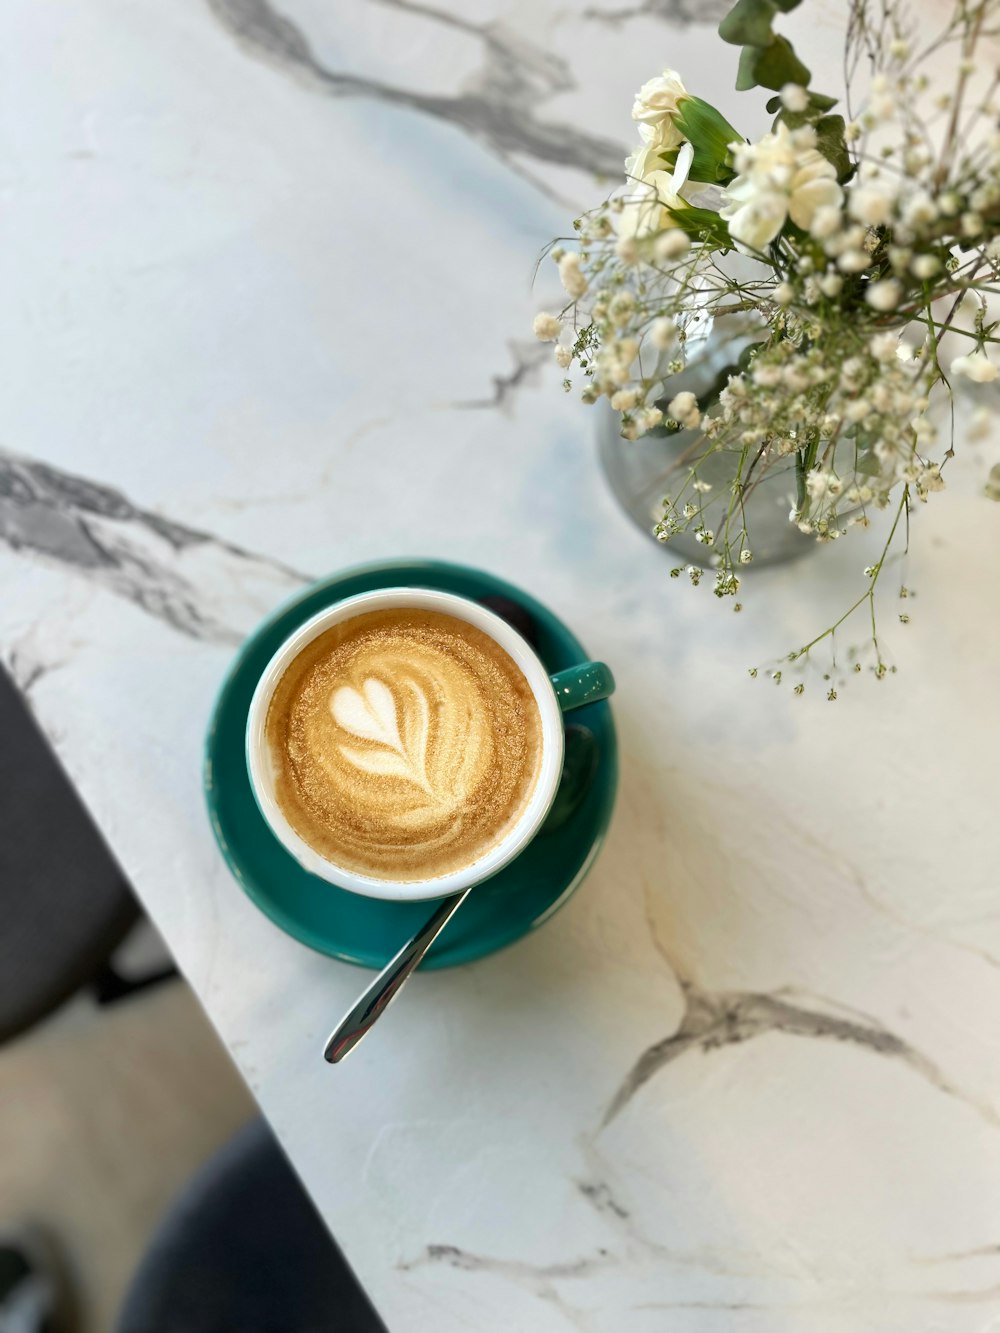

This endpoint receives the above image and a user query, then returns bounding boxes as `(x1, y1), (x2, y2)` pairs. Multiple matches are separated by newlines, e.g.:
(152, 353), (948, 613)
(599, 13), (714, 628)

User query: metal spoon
(323, 888), (470, 1063)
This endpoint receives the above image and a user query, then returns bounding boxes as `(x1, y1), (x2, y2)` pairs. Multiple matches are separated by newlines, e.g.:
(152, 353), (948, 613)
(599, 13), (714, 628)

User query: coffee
(264, 608), (544, 881)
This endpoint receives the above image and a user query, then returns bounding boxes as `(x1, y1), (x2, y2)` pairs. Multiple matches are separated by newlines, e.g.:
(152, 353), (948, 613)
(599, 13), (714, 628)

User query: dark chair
(117, 1119), (387, 1333)
(0, 664), (174, 1045)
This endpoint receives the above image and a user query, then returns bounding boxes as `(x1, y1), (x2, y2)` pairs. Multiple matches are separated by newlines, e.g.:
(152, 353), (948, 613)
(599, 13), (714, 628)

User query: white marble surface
(3, 2), (1000, 1329)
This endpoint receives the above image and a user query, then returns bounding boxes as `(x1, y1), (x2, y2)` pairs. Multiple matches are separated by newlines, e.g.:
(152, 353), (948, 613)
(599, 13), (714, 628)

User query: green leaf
(753, 35), (811, 91)
(736, 44), (762, 91)
(815, 113), (851, 179)
(674, 95), (743, 183)
(689, 144), (737, 185)
(671, 206), (732, 250)
(719, 0), (778, 46)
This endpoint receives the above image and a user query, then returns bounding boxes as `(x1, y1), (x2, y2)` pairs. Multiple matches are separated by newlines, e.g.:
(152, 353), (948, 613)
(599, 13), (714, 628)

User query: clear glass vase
(597, 317), (817, 568)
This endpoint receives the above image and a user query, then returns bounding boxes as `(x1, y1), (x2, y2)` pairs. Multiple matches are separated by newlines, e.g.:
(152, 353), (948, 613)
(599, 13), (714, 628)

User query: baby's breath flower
(533, 312), (561, 341)
(780, 83), (809, 112)
(610, 387), (640, 410)
(818, 271), (843, 297)
(810, 204), (844, 240)
(848, 183), (895, 226)
(558, 252), (588, 298)
(654, 230), (690, 261)
(667, 390), (701, 429)
(865, 278), (902, 311)
(838, 249), (872, 273)
(951, 350), (997, 382)
(649, 316), (677, 350)
(607, 291), (637, 327)
(910, 254), (940, 280)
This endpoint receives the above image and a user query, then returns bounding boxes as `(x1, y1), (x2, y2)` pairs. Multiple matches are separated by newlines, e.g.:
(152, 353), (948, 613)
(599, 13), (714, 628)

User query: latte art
(331, 678), (435, 795)
(265, 608), (543, 881)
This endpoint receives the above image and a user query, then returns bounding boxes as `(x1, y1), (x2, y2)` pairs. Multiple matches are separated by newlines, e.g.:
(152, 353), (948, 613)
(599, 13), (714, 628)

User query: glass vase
(597, 317), (816, 568)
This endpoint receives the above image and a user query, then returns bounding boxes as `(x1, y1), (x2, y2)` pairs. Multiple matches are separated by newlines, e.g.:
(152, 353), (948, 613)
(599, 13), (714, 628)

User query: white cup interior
(245, 588), (567, 902)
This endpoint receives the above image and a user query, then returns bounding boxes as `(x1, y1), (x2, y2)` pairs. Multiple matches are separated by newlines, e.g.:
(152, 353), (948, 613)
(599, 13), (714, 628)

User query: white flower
(533, 312), (561, 341)
(838, 249), (871, 273)
(608, 290), (636, 326)
(722, 193), (789, 253)
(780, 84), (809, 113)
(721, 123), (843, 255)
(558, 252), (588, 299)
(667, 390), (701, 428)
(752, 362), (782, 386)
(650, 316), (677, 349)
(951, 349), (998, 383)
(910, 254), (940, 280)
(901, 190), (937, 229)
(806, 469), (842, 502)
(610, 387), (640, 411)
(654, 229), (690, 261)
(844, 399), (871, 422)
(810, 204), (844, 240)
(554, 345), (573, 369)
(888, 245), (912, 271)
(848, 183), (895, 226)
(617, 171), (688, 240)
(865, 278), (902, 311)
(916, 464), (945, 497)
(869, 332), (898, 362)
(819, 271), (843, 297)
(625, 137), (673, 182)
(632, 69), (688, 146)
(774, 282), (794, 305)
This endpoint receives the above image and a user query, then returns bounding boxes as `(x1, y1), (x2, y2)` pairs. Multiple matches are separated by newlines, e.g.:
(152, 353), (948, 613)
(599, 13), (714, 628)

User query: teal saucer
(203, 560), (617, 970)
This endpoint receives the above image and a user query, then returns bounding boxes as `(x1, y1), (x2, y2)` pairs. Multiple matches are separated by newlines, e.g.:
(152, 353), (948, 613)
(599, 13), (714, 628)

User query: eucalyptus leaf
(736, 44), (762, 92)
(753, 35), (811, 91)
(719, 0), (779, 46)
(814, 113), (851, 179)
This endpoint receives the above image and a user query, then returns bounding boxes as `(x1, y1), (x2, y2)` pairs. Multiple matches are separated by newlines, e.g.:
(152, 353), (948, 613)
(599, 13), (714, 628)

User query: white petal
(789, 178), (843, 230)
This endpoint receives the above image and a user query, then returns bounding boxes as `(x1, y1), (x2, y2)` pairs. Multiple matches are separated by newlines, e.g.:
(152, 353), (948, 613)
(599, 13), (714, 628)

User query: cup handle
(549, 662), (615, 714)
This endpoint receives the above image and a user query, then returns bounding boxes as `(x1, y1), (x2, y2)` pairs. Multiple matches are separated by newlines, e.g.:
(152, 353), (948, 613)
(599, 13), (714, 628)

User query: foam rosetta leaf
(332, 678), (404, 752)
(331, 677), (432, 793)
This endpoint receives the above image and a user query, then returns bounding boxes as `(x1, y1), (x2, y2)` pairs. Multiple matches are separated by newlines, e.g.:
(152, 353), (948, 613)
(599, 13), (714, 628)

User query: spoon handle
(323, 888), (470, 1063)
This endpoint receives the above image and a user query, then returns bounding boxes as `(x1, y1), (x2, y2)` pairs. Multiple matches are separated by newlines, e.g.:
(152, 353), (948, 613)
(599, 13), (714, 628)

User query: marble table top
(3, 1), (1000, 1329)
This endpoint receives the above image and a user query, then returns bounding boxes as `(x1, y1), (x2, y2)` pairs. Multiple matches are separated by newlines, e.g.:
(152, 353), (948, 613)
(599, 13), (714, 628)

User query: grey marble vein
(577, 1180), (629, 1220)
(602, 981), (1000, 1129)
(0, 450), (308, 643)
(3, 646), (56, 696)
(917, 1243), (1000, 1265)
(584, 0), (730, 25)
(400, 1242), (617, 1281)
(454, 340), (552, 411)
(207, 0), (627, 187)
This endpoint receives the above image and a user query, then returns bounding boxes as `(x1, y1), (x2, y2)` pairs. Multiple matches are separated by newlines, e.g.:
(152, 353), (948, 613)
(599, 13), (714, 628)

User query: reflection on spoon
(323, 888), (471, 1064)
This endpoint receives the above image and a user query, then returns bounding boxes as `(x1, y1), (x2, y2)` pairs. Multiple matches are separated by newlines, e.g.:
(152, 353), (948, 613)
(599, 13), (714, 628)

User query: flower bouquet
(536, 0), (1000, 691)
